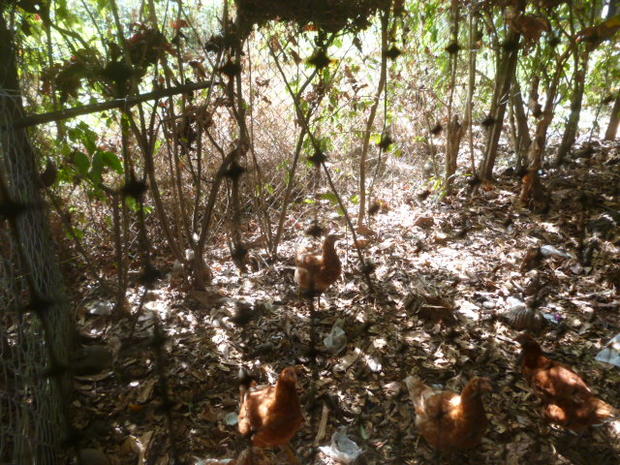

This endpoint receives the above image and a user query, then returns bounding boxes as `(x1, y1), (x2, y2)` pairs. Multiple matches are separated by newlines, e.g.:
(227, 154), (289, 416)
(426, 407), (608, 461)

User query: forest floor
(71, 140), (620, 465)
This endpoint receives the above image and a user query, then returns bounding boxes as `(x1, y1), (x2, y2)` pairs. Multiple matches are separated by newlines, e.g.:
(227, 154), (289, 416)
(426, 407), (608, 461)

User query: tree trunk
(519, 117), (550, 213)
(465, 7), (478, 175)
(193, 143), (246, 289)
(528, 73), (541, 116)
(444, 0), (461, 192)
(604, 92), (620, 140)
(445, 116), (465, 184)
(519, 49), (569, 211)
(510, 81), (531, 173)
(478, 4), (523, 180)
(555, 51), (589, 164)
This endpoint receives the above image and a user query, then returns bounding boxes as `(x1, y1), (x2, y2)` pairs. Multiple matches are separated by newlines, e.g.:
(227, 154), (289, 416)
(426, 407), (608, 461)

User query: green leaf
(321, 192), (338, 204)
(69, 122), (98, 154)
(96, 0), (109, 13)
(81, 132), (98, 155)
(72, 151), (90, 175)
(125, 196), (140, 211)
(60, 143), (73, 157)
(316, 136), (333, 152)
(99, 150), (123, 174)
(71, 227), (85, 240)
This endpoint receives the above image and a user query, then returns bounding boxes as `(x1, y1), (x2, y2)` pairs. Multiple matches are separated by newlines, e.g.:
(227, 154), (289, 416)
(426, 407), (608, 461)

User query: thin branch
(10, 80), (219, 129)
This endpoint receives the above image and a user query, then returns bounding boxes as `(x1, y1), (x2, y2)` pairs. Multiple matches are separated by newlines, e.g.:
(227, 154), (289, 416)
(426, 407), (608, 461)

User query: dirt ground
(71, 140), (620, 465)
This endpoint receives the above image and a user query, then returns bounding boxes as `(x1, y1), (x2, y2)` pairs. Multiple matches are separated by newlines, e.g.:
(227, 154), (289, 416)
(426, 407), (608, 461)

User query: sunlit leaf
(321, 192), (338, 204)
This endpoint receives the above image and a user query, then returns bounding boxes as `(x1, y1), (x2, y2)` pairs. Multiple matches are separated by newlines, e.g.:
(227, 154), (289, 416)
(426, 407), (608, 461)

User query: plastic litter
(324, 319), (347, 354)
(542, 312), (562, 324)
(319, 427), (363, 464)
(192, 459), (233, 465)
(595, 333), (620, 368)
(223, 412), (238, 426)
(540, 245), (572, 259)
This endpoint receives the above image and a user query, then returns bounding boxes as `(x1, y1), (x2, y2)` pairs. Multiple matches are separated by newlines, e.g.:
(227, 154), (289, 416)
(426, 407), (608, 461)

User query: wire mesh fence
(1, 89), (74, 465)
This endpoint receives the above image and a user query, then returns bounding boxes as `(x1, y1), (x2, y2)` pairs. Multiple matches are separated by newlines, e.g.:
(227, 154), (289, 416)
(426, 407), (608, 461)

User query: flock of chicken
(234, 234), (618, 463)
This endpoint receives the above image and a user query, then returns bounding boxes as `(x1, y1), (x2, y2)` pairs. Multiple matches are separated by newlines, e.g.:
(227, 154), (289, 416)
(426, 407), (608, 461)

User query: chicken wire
(0, 89), (74, 465)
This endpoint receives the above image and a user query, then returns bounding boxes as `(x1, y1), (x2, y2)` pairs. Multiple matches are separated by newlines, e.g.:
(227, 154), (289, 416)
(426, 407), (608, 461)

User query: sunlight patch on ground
(540, 221), (561, 234)
(419, 246), (482, 280)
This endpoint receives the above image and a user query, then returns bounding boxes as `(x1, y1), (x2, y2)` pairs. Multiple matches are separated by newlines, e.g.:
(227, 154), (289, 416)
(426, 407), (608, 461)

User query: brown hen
(294, 234), (341, 299)
(405, 376), (492, 450)
(516, 334), (619, 432)
(238, 367), (304, 463)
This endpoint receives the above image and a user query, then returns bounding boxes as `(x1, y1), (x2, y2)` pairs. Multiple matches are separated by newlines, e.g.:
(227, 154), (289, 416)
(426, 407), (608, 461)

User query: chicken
(238, 367), (304, 463)
(516, 334), (619, 432)
(405, 376), (492, 450)
(294, 234), (341, 299)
